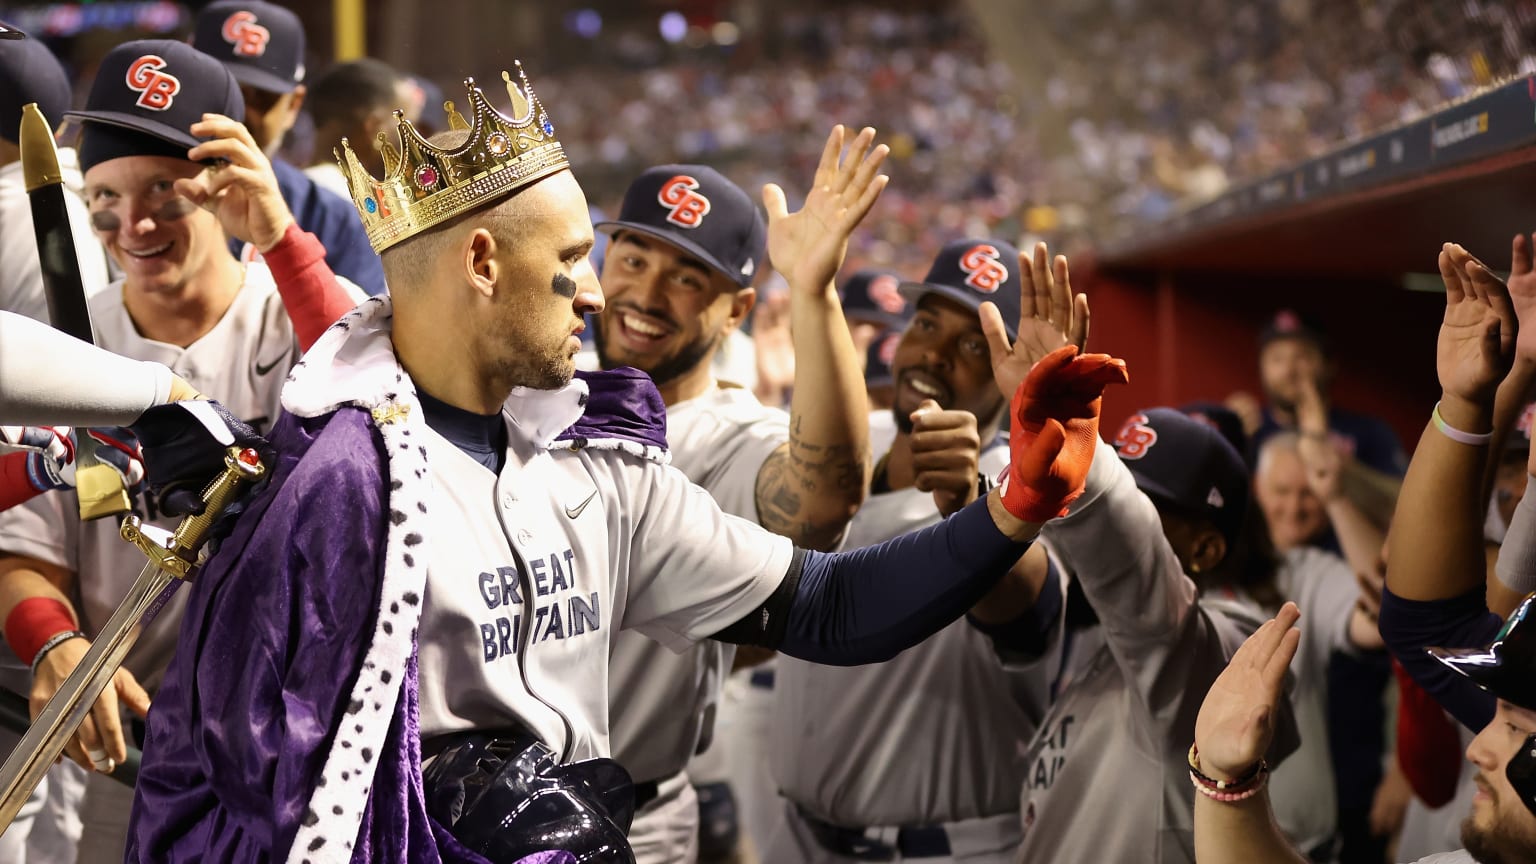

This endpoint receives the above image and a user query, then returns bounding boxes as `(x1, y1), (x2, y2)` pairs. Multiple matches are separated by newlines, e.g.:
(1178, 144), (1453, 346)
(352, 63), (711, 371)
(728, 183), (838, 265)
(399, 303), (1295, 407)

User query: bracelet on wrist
(1190, 768), (1269, 803)
(1432, 401), (1493, 446)
(1187, 744), (1266, 790)
(29, 630), (85, 674)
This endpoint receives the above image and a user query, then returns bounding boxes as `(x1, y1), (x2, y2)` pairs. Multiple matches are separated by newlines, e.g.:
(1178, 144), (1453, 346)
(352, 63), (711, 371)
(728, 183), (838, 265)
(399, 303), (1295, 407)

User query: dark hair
(309, 58), (400, 126)
(1197, 502), (1284, 610)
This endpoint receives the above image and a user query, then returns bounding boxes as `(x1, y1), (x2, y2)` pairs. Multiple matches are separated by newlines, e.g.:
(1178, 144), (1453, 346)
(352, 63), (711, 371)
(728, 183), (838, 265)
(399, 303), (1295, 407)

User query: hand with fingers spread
(982, 241), (1090, 403)
(908, 400), (982, 517)
(763, 125), (890, 295)
(1194, 602), (1302, 782)
(1437, 242), (1517, 407)
(1000, 345), (1129, 523)
(175, 113), (296, 253)
(31, 635), (151, 774)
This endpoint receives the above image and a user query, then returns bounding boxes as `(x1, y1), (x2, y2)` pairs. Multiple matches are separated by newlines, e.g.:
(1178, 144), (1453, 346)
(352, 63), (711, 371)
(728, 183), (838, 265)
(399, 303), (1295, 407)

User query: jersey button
(516, 529), (533, 545)
(500, 493), (515, 509)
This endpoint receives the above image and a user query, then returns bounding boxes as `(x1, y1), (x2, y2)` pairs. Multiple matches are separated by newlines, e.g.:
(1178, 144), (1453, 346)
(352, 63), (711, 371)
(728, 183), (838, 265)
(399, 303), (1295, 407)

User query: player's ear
(463, 227), (499, 298)
(725, 286), (756, 331)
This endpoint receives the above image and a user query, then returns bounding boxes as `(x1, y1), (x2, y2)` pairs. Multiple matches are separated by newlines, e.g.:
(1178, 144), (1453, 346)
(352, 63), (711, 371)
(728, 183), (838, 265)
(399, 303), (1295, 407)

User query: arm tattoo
(755, 417), (870, 550)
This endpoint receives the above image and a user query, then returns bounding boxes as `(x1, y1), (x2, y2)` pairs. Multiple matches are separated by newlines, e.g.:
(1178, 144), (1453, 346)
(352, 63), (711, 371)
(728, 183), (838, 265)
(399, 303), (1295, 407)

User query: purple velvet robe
(127, 368), (668, 864)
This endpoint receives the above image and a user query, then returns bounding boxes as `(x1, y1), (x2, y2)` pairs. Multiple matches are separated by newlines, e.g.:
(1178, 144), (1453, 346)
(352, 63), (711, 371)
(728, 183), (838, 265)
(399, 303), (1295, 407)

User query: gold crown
(335, 63), (568, 253)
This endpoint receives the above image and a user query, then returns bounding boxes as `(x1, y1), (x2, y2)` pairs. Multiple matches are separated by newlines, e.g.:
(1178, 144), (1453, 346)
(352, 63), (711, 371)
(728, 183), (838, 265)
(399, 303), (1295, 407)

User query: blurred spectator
(304, 58), (403, 198)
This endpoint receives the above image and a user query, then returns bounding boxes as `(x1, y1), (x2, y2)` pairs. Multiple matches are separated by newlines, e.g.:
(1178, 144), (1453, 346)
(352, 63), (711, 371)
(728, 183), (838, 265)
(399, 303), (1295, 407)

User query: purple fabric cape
(127, 368), (667, 864)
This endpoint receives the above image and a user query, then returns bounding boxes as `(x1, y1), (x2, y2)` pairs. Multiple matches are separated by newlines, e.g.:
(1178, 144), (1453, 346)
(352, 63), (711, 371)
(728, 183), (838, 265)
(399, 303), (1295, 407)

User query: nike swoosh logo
(255, 335), (296, 377)
(565, 489), (598, 520)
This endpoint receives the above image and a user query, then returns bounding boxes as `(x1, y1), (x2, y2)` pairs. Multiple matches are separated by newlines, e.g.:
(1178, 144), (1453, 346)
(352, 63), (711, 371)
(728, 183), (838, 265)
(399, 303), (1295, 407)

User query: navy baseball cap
(865, 329), (903, 389)
(1113, 407), (1250, 544)
(0, 22), (71, 145)
(67, 39), (243, 166)
(193, 0), (306, 94)
(596, 164), (766, 288)
(1260, 308), (1327, 353)
(899, 238), (1022, 340)
(841, 269), (910, 329)
(1429, 592), (1536, 714)
(1180, 401), (1249, 458)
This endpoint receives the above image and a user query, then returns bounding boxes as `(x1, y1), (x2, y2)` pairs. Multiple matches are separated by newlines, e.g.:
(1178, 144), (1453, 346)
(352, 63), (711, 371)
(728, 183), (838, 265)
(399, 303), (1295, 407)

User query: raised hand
(762, 125), (890, 296)
(1194, 602), (1301, 781)
(908, 400), (983, 517)
(1504, 233), (1536, 363)
(1294, 378), (1341, 501)
(1000, 345), (1128, 523)
(176, 113), (296, 254)
(981, 241), (1090, 403)
(1437, 242), (1516, 406)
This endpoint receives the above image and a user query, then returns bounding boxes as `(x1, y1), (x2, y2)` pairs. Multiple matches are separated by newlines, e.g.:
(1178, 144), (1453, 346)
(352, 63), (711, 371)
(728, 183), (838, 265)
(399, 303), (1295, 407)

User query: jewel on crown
(334, 62), (568, 253)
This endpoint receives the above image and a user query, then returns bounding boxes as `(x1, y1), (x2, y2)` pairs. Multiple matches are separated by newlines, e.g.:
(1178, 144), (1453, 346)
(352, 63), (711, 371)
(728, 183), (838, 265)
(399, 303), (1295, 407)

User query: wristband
(4, 597), (79, 667)
(30, 630), (85, 674)
(1187, 744), (1265, 790)
(1190, 769), (1269, 803)
(1432, 402), (1493, 446)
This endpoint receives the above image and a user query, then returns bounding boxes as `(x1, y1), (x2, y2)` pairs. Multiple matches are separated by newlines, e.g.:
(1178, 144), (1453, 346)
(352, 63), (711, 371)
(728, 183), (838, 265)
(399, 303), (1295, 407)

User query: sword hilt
(120, 447), (266, 579)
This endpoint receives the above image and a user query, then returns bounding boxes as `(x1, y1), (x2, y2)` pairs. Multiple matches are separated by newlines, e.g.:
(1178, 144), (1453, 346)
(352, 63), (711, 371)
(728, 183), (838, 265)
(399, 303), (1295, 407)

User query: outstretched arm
(754, 125), (887, 550)
(1192, 603), (1309, 864)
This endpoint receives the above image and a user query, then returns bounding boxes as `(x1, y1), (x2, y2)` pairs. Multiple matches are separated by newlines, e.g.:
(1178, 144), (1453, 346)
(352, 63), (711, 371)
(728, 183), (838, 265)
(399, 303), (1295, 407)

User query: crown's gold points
(335, 63), (568, 253)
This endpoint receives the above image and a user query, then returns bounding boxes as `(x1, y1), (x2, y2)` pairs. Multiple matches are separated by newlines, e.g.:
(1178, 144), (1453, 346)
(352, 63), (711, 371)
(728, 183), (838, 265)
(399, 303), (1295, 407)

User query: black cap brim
(64, 110), (200, 151)
(844, 308), (908, 330)
(596, 220), (751, 288)
(225, 62), (298, 95)
(897, 281), (1016, 340)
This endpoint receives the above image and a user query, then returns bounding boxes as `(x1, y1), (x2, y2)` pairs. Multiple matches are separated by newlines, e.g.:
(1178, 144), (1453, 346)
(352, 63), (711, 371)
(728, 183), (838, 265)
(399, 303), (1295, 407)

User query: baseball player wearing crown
(589, 133), (883, 864)
(124, 65), (1129, 864)
(0, 38), (360, 861)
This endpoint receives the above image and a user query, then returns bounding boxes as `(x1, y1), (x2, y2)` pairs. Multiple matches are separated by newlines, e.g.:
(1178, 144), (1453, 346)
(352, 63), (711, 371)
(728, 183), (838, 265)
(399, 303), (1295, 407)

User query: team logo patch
(868, 274), (907, 315)
(657, 175), (710, 228)
(222, 11), (271, 57)
(958, 244), (1007, 293)
(125, 55), (180, 111)
(1113, 413), (1158, 460)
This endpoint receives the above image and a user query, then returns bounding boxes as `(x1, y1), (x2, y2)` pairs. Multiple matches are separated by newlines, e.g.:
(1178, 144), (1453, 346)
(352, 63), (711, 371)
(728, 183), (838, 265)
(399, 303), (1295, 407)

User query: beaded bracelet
(1190, 769), (1269, 803)
(1432, 402), (1493, 446)
(1187, 744), (1265, 790)
(30, 630), (85, 675)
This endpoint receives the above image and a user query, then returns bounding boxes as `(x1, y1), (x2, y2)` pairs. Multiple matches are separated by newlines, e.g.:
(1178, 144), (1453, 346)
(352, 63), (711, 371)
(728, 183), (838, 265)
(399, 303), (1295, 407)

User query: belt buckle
(800, 811), (896, 861)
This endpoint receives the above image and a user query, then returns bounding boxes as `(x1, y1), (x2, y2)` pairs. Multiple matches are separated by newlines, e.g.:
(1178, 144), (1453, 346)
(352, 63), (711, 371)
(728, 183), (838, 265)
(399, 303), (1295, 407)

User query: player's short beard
(1462, 805), (1536, 864)
(597, 327), (721, 390)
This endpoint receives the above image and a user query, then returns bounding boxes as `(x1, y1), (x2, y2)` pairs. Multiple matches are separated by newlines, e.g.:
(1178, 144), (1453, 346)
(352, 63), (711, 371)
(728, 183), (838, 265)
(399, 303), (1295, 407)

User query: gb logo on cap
(958, 244), (1007, 293)
(658, 175), (711, 229)
(868, 274), (907, 315)
(222, 10), (271, 57)
(125, 55), (181, 111)
(1113, 413), (1158, 460)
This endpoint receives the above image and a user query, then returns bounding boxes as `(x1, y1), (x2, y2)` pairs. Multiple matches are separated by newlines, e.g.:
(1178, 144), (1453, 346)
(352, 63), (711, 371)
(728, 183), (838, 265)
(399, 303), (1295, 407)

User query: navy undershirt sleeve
(966, 556), (1063, 660)
(1378, 585), (1501, 732)
(765, 496), (1033, 665)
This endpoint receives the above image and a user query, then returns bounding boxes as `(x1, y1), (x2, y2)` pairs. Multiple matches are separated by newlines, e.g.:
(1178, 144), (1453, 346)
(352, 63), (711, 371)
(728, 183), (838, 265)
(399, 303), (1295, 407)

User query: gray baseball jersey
(1010, 439), (1284, 864)
(768, 410), (1026, 827)
(0, 265), (308, 692)
(411, 389), (794, 760)
(606, 383), (788, 782)
(1264, 546), (1367, 851)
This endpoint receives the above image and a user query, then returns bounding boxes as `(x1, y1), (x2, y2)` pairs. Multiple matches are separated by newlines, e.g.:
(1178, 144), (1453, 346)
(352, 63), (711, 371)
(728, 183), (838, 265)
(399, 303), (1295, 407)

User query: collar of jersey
(282, 295), (589, 449)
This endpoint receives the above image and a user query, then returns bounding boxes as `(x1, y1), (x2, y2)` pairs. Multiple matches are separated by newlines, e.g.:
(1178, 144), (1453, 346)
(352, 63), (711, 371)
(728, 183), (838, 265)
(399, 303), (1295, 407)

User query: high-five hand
(763, 125), (890, 295)
(982, 241), (1090, 402)
(999, 345), (1128, 524)
(1194, 603), (1301, 782)
(1436, 242), (1516, 408)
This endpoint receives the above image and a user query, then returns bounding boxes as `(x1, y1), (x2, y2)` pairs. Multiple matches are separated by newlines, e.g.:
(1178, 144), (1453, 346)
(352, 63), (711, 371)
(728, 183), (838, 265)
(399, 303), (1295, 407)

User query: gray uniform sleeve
(1039, 438), (1217, 730)
(1497, 488), (1536, 596)
(0, 311), (173, 426)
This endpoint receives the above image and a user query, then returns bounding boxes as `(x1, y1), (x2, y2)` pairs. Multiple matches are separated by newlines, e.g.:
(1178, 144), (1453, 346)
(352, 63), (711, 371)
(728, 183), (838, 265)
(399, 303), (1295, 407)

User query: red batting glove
(999, 345), (1129, 522)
